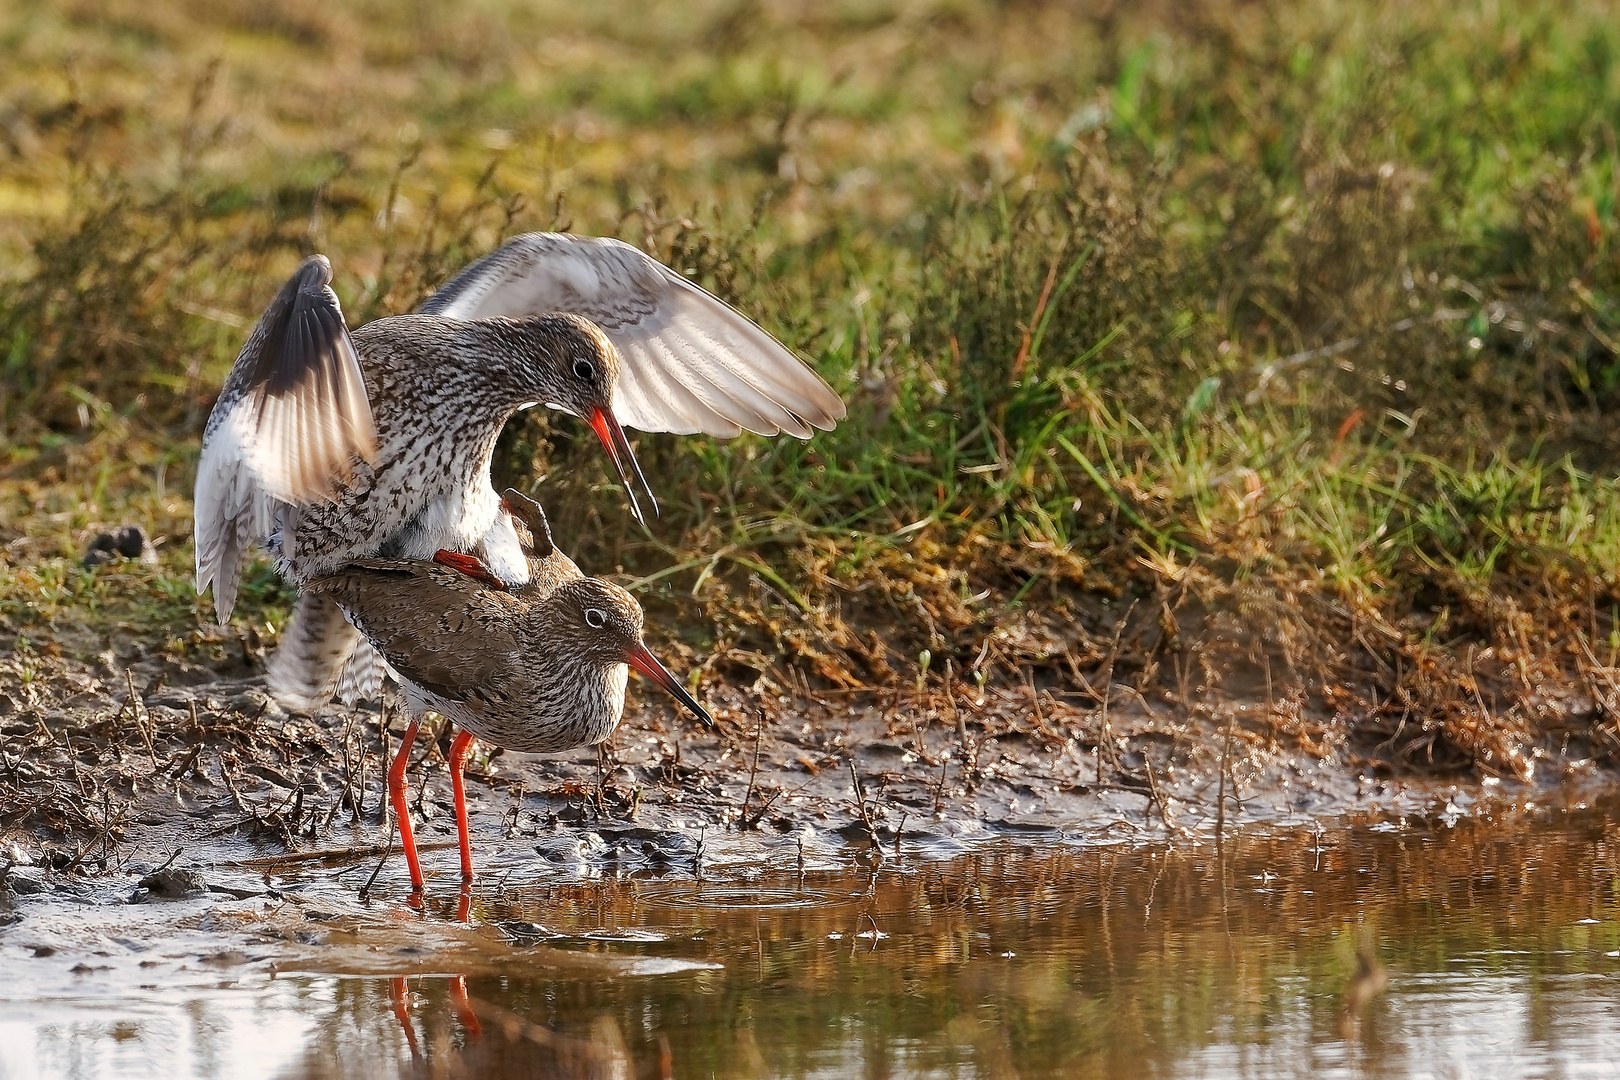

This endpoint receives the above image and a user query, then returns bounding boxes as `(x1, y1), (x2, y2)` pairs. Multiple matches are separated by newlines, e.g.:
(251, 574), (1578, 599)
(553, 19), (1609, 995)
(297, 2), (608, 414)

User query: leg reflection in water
(381, 889), (646, 1078)
(390, 889), (484, 1061)
(388, 973), (484, 1063)
(388, 976), (421, 1062)
(450, 887), (483, 1039)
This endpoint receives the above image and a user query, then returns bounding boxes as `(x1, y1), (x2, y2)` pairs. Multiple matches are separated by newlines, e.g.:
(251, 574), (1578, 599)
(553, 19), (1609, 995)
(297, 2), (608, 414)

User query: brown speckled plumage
(197, 235), (845, 714)
(248, 315), (618, 588)
(206, 310), (620, 712)
(303, 506), (711, 892)
(306, 561), (641, 753)
(304, 489), (708, 754)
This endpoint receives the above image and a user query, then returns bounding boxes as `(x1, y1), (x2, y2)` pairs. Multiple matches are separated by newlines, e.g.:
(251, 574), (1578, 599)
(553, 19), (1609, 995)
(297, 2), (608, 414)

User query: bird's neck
(448, 317), (575, 416)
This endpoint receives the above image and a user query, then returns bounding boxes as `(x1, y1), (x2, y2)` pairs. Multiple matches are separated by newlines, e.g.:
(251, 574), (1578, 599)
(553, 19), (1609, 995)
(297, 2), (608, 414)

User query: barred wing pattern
(193, 256), (378, 622)
(421, 233), (845, 439)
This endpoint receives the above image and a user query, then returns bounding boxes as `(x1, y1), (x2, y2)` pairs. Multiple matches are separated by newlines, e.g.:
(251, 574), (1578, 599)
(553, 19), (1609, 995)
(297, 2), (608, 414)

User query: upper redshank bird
(194, 234), (843, 712)
(304, 530), (710, 893)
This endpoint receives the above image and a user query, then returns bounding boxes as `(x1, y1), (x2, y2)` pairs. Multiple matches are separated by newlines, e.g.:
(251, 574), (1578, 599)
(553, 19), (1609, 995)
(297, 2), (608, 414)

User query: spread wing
(193, 256), (378, 622)
(304, 559), (521, 702)
(420, 233), (846, 439)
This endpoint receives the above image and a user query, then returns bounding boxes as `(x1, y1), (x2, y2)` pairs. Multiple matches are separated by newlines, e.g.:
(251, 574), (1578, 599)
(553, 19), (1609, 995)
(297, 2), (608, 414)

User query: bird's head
(526, 314), (655, 525)
(548, 578), (711, 726)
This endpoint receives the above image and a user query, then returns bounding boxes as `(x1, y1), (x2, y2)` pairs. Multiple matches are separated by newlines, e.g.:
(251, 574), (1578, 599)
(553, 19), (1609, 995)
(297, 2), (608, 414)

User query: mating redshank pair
(195, 233), (841, 890)
(195, 233), (844, 712)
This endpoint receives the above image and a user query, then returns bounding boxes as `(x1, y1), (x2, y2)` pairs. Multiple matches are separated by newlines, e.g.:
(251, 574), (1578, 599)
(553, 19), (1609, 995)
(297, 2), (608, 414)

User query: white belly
(391, 486), (531, 587)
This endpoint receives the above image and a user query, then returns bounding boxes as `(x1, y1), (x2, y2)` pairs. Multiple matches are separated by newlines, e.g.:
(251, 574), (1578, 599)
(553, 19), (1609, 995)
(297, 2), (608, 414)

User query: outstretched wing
(194, 256), (378, 622)
(420, 233), (846, 439)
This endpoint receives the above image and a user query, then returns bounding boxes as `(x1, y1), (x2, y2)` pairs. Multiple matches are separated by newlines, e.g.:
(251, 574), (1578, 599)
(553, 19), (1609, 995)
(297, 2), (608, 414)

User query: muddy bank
(3, 630), (1615, 914)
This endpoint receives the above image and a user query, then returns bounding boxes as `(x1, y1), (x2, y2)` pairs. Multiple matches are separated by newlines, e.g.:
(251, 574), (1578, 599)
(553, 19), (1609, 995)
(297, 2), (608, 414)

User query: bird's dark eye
(584, 608), (607, 629)
(573, 359), (595, 380)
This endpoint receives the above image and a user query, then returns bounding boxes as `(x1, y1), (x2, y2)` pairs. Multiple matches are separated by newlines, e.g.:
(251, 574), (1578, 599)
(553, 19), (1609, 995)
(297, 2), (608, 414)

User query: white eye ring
(584, 608), (607, 629)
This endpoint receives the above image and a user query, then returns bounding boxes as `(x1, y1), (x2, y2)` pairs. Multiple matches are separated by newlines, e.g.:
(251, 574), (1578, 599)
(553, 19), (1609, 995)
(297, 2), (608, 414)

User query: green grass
(3, 0), (1620, 772)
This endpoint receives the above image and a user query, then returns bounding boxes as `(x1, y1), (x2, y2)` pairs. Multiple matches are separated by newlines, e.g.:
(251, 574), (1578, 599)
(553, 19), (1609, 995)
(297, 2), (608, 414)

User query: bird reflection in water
(383, 889), (649, 1080)
(1338, 930), (1390, 1042)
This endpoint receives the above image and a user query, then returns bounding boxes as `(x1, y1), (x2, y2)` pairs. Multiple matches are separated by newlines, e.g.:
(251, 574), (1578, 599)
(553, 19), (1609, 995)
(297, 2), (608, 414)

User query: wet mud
(3, 637), (1616, 993)
(2, 646), (1474, 892)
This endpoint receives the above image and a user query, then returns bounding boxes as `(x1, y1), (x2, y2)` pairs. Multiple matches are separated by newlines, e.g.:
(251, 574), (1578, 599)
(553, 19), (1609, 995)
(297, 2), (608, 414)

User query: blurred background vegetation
(2, 0), (1619, 769)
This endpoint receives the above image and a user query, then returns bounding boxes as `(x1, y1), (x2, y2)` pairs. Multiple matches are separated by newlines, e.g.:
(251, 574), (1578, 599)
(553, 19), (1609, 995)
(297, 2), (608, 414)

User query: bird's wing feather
(193, 404), (276, 625)
(419, 233), (845, 438)
(304, 559), (521, 702)
(194, 256), (378, 622)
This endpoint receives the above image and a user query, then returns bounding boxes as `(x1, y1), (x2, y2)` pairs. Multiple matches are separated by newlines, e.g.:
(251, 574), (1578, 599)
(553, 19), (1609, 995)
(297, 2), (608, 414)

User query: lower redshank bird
(196, 235), (843, 713)
(304, 542), (709, 893)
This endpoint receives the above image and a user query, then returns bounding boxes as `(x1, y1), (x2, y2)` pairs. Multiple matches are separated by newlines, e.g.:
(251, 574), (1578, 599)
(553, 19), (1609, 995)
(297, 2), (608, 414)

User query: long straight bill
(626, 643), (713, 727)
(587, 407), (658, 526)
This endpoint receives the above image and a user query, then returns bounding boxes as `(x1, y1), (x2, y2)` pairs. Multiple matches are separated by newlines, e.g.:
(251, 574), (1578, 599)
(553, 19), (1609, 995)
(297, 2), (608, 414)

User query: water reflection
(15, 803), (1620, 1079)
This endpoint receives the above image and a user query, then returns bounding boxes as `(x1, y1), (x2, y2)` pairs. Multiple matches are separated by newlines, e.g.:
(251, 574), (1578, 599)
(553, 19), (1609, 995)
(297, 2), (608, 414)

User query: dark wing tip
(230, 255), (377, 504)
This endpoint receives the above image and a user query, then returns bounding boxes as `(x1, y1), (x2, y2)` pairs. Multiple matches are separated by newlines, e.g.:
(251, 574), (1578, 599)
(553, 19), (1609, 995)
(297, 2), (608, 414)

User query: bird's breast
(448, 663), (628, 755)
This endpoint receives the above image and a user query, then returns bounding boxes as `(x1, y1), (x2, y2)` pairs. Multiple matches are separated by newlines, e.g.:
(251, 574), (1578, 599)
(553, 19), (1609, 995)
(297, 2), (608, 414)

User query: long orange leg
(389, 976), (421, 1060)
(389, 718), (426, 893)
(448, 730), (477, 884)
(449, 975), (483, 1040)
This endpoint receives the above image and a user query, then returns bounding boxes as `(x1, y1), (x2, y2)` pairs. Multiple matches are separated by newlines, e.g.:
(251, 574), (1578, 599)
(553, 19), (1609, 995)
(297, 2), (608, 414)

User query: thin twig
(739, 706), (765, 830)
(125, 670), (157, 762)
(1216, 707), (1236, 847)
(1095, 601), (1137, 783)
(847, 758), (882, 849)
(151, 847), (184, 875)
(359, 829), (396, 902)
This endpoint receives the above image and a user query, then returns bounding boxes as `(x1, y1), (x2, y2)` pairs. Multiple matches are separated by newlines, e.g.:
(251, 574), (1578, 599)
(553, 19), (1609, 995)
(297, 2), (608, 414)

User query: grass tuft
(4, 0), (1620, 776)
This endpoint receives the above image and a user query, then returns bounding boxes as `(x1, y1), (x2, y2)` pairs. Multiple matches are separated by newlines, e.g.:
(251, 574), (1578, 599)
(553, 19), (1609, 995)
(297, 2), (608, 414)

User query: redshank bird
(195, 235), (843, 711)
(305, 539), (710, 892)
(329, 487), (582, 704)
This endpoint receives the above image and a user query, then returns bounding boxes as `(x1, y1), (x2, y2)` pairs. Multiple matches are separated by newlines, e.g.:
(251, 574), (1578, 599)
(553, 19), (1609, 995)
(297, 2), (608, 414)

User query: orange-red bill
(626, 643), (713, 726)
(587, 407), (657, 525)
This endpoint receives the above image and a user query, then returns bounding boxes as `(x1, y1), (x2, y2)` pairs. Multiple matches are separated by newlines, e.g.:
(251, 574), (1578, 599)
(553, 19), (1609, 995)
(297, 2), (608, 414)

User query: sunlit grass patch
(2, 0), (1619, 776)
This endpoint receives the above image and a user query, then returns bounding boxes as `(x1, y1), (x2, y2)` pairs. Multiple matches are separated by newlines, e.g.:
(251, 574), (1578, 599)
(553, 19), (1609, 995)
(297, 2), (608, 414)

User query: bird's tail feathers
(265, 590), (361, 714)
(333, 634), (395, 706)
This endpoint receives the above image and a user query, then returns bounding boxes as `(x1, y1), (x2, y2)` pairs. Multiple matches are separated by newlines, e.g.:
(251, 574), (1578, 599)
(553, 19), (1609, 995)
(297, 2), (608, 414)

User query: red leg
(389, 976), (421, 1060)
(389, 718), (426, 893)
(432, 549), (507, 589)
(449, 730), (476, 884)
(449, 975), (483, 1040)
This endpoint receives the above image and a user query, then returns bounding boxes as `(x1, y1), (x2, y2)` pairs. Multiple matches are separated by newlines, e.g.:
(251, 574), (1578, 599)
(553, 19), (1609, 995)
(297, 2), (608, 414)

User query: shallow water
(6, 798), (1620, 1079)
